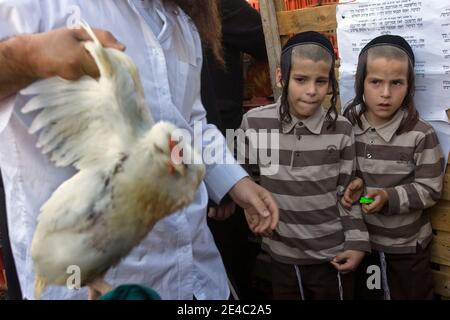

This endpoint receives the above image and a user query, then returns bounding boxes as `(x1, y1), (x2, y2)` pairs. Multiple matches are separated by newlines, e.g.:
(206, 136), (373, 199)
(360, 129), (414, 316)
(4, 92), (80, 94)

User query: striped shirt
(353, 109), (445, 254)
(240, 102), (370, 265)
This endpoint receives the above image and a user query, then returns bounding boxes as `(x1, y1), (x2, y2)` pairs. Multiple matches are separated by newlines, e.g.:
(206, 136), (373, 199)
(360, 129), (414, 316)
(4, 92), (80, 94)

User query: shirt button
(370, 140), (375, 144)
(297, 135), (302, 140)
(367, 154), (372, 159)
(298, 122), (304, 127)
(295, 152), (301, 157)
(371, 128), (376, 132)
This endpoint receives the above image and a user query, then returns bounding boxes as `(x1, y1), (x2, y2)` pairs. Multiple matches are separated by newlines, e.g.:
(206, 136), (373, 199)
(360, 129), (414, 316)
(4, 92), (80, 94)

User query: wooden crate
(429, 158), (450, 299)
(259, 0), (338, 100)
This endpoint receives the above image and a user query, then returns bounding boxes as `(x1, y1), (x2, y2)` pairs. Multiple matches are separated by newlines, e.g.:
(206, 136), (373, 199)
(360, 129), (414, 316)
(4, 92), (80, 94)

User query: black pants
(207, 205), (260, 300)
(355, 243), (433, 300)
(0, 170), (23, 300)
(270, 258), (355, 300)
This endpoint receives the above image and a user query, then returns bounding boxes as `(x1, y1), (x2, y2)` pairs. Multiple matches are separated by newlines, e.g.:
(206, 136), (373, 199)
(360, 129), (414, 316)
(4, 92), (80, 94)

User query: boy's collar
(280, 103), (326, 135)
(354, 108), (406, 142)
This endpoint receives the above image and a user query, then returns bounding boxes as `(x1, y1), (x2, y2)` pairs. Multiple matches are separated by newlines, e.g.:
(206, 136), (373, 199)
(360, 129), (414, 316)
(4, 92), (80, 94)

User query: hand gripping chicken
(21, 23), (205, 299)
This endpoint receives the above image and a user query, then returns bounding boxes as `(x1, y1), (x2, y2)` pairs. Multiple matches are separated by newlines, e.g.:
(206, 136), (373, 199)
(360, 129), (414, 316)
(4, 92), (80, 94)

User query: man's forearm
(0, 36), (34, 101)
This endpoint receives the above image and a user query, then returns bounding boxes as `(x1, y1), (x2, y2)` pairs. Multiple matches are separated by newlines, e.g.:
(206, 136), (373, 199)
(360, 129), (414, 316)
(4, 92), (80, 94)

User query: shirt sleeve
(237, 112), (260, 178)
(0, 0), (42, 133)
(189, 95), (248, 204)
(338, 124), (371, 252)
(384, 127), (445, 215)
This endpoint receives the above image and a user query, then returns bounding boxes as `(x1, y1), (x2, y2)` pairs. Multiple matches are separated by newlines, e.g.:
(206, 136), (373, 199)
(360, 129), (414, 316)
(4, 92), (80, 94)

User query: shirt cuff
(204, 163), (248, 204)
(344, 240), (372, 253)
(385, 187), (400, 216)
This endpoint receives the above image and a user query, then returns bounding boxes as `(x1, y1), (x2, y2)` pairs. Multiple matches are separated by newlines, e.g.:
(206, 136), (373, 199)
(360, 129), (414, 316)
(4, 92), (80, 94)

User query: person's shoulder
(412, 117), (436, 134)
(335, 113), (353, 126)
(324, 112), (354, 135)
(242, 103), (279, 129)
(404, 117), (441, 148)
(244, 103), (278, 119)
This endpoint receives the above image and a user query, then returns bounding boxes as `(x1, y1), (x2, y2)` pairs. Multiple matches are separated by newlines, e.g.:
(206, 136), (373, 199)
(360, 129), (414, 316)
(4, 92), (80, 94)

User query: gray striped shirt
(353, 109), (445, 254)
(240, 102), (370, 265)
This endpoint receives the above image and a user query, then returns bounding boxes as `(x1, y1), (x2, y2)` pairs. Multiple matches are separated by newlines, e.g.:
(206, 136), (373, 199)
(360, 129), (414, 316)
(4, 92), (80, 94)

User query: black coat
(201, 0), (267, 132)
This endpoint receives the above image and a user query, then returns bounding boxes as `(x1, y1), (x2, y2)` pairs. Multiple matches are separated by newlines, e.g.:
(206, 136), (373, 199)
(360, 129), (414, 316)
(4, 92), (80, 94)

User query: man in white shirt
(0, 0), (278, 300)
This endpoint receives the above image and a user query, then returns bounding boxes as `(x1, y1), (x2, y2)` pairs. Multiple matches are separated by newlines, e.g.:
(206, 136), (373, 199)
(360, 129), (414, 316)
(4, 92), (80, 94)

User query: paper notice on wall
(336, 0), (450, 163)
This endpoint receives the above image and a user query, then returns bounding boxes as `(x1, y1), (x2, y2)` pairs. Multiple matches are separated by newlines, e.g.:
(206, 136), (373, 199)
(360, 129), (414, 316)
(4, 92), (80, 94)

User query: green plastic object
(359, 197), (374, 204)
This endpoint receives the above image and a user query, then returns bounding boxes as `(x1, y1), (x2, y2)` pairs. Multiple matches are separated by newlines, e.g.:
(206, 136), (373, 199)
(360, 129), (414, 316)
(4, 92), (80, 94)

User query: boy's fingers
(255, 216), (271, 234)
(330, 261), (341, 270)
(341, 197), (352, 209)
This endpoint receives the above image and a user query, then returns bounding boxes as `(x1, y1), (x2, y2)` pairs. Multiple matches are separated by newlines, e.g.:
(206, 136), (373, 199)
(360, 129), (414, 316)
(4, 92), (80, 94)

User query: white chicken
(21, 23), (205, 299)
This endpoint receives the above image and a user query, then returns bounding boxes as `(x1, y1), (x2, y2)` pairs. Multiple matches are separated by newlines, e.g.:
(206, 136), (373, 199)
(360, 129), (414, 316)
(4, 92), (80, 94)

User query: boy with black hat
(343, 34), (445, 300)
(240, 31), (371, 300)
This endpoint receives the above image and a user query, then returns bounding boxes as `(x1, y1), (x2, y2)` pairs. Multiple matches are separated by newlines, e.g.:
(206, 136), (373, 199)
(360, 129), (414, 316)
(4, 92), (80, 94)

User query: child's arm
(365, 128), (444, 215)
(237, 114), (261, 178)
(337, 125), (371, 255)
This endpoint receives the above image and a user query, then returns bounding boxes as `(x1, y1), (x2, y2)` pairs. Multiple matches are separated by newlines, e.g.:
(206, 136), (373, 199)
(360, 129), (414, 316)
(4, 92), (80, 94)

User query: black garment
(355, 243), (433, 300)
(270, 258), (355, 300)
(202, 0), (267, 132)
(0, 170), (23, 300)
(201, 0), (267, 300)
(201, 53), (224, 131)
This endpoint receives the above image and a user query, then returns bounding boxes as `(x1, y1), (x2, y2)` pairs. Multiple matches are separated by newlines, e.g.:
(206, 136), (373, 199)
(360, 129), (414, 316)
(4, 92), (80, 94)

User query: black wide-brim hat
(281, 31), (335, 59)
(359, 34), (415, 64)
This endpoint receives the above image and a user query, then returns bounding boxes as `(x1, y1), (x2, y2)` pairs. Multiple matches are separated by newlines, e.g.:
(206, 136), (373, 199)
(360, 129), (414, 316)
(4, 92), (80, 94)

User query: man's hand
(362, 189), (388, 214)
(228, 177), (278, 235)
(330, 250), (366, 273)
(208, 201), (236, 221)
(341, 177), (364, 209)
(0, 26), (125, 100)
(25, 27), (125, 80)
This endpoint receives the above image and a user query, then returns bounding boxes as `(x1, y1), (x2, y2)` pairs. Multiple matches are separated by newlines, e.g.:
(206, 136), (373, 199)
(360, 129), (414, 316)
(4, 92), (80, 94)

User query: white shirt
(0, 0), (248, 300)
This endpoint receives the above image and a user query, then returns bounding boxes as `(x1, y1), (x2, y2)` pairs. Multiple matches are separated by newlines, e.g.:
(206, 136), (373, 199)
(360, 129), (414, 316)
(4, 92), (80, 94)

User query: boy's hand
(341, 178), (364, 209)
(330, 250), (366, 273)
(23, 27), (125, 80)
(229, 177), (279, 236)
(362, 189), (388, 214)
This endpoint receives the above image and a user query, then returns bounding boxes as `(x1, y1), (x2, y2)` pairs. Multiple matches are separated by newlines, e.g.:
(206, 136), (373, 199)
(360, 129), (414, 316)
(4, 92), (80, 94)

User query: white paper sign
(337, 0), (450, 162)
